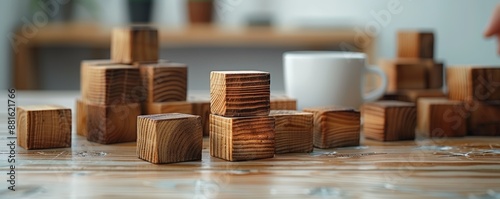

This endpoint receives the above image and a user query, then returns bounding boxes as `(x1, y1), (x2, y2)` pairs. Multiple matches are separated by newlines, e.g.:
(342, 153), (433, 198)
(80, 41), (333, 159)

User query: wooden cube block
(379, 59), (427, 92)
(380, 59), (444, 92)
(427, 62), (444, 89)
(80, 60), (119, 96)
(87, 103), (141, 144)
(82, 65), (142, 104)
(76, 99), (87, 137)
(363, 101), (416, 141)
(417, 98), (466, 137)
(210, 71), (270, 117)
(137, 113), (203, 164)
(111, 26), (158, 64)
(209, 114), (275, 161)
(402, 89), (446, 103)
(190, 99), (211, 136)
(447, 66), (500, 101)
(145, 101), (193, 115)
(466, 101), (500, 136)
(17, 105), (71, 149)
(397, 31), (434, 59)
(303, 107), (360, 148)
(139, 62), (187, 103)
(270, 110), (313, 154)
(270, 95), (297, 110)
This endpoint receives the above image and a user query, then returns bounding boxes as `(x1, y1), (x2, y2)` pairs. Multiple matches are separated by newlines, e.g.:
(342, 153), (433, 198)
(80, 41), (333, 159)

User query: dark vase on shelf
(128, 0), (153, 23)
(188, 0), (213, 24)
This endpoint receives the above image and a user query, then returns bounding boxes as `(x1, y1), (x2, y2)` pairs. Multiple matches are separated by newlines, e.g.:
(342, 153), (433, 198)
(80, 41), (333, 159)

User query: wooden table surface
(1, 91), (499, 199)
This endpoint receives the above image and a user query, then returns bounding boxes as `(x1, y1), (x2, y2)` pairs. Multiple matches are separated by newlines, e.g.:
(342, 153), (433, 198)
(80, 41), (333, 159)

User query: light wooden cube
(139, 62), (187, 103)
(17, 105), (71, 149)
(270, 95), (297, 110)
(87, 103), (141, 144)
(75, 99), (87, 137)
(82, 65), (142, 104)
(466, 101), (500, 136)
(210, 71), (270, 117)
(379, 59), (443, 92)
(270, 110), (313, 154)
(363, 101), (416, 141)
(417, 98), (466, 137)
(145, 101), (193, 115)
(397, 31), (434, 59)
(111, 26), (158, 64)
(447, 66), (500, 101)
(137, 113), (203, 164)
(303, 107), (360, 148)
(80, 60), (119, 96)
(379, 59), (427, 92)
(190, 99), (211, 136)
(210, 114), (275, 161)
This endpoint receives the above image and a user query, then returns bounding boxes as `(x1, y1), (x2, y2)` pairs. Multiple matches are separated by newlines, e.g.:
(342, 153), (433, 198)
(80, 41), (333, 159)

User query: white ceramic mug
(284, 51), (387, 110)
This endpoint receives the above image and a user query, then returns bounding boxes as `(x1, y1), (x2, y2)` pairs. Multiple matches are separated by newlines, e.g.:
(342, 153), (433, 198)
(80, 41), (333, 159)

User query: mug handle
(363, 65), (387, 102)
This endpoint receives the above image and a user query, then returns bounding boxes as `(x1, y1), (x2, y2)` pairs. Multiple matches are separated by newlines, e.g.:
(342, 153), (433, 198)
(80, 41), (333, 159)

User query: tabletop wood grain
(1, 91), (499, 199)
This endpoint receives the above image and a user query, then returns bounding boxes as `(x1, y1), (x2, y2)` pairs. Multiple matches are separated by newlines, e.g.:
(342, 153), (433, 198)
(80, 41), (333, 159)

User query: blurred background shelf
(14, 23), (375, 90)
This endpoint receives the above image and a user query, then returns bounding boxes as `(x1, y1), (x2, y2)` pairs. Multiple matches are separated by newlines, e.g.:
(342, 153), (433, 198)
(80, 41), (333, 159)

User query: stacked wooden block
(78, 60), (142, 144)
(365, 31), (444, 141)
(209, 71), (276, 161)
(444, 66), (500, 136)
(379, 31), (445, 101)
(76, 26), (191, 144)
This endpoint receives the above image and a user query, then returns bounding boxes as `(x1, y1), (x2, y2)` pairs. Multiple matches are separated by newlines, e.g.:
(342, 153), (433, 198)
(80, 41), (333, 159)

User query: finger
(485, 5), (500, 37)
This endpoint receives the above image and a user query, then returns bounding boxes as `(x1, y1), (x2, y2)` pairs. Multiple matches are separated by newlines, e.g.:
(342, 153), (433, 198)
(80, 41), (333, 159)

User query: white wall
(218, 0), (499, 65)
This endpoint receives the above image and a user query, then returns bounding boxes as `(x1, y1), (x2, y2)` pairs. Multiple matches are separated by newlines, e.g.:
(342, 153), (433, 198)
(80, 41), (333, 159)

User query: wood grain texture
(379, 59), (427, 92)
(363, 101), (416, 141)
(6, 91), (500, 198)
(447, 66), (500, 101)
(75, 99), (87, 137)
(137, 113), (202, 164)
(80, 59), (119, 101)
(303, 107), (360, 148)
(210, 114), (275, 161)
(397, 31), (434, 59)
(270, 110), (313, 154)
(145, 101), (193, 115)
(190, 98), (211, 136)
(87, 103), (141, 144)
(466, 101), (500, 136)
(210, 71), (270, 117)
(417, 98), (466, 138)
(82, 65), (142, 104)
(111, 26), (158, 64)
(17, 105), (71, 149)
(270, 95), (297, 110)
(139, 62), (187, 103)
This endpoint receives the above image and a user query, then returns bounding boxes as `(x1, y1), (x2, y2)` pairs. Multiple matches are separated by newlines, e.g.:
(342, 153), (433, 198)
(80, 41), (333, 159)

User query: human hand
(485, 5), (500, 54)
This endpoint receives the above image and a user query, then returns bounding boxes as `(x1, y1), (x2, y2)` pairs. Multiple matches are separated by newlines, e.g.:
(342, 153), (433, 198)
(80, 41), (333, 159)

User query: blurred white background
(0, 0), (498, 90)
